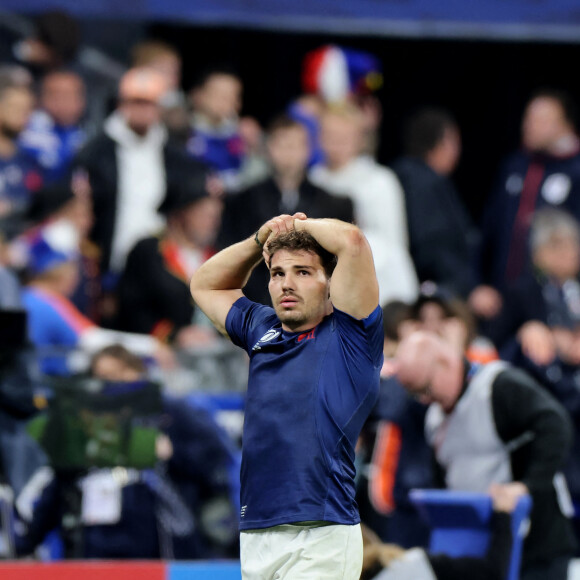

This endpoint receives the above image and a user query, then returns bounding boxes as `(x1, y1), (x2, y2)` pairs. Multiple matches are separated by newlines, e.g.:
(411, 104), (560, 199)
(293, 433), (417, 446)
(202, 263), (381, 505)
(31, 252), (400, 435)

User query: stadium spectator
(116, 167), (222, 347)
(479, 88), (580, 295)
(487, 208), (580, 529)
(75, 67), (206, 282)
(218, 114), (354, 304)
(395, 331), (577, 580)
(16, 344), (238, 559)
(0, 78), (43, 238)
(361, 483), (527, 580)
(21, 222), (169, 376)
(19, 70), (87, 184)
(130, 40), (189, 142)
(11, 182), (99, 320)
(412, 282), (498, 364)
(310, 103), (418, 304)
(489, 207), (580, 363)
(190, 215), (383, 579)
(392, 108), (486, 304)
(188, 66), (260, 192)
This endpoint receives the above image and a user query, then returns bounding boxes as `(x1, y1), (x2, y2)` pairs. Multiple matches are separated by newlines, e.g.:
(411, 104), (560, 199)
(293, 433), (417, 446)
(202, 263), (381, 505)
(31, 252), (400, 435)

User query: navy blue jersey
(0, 150), (43, 212)
(226, 296), (383, 530)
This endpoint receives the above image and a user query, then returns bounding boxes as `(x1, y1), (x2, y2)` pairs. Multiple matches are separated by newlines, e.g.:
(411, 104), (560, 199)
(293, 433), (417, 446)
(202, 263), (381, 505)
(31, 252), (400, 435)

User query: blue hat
(28, 221), (79, 276)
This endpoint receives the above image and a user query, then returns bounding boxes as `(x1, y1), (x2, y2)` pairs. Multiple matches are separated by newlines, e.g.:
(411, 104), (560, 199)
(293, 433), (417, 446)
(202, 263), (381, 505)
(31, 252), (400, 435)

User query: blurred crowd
(0, 9), (579, 573)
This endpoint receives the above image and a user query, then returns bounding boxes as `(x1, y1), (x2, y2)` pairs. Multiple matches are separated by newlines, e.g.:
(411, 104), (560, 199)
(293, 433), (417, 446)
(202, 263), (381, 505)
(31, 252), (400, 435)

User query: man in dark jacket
(392, 109), (478, 300)
(218, 114), (353, 305)
(75, 67), (207, 283)
(480, 89), (580, 296)
(116, 169), (223, 347)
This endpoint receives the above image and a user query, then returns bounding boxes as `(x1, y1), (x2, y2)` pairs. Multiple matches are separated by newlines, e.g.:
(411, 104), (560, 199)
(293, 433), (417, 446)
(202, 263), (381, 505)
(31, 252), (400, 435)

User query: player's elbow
(343, 225), (368, 257)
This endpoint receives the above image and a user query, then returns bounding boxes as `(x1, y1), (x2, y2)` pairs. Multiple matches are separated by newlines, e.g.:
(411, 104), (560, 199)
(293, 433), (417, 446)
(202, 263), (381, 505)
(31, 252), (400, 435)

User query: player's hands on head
(258, 213), (308, 263)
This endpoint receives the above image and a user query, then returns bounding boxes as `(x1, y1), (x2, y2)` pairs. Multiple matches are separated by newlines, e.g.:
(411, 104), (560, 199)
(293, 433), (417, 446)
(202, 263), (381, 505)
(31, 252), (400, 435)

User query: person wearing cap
(21, 220), (170, 376)
(116, 169), (222, 348)
(11, 182), (99, 319)
(75, 67), (207, 285)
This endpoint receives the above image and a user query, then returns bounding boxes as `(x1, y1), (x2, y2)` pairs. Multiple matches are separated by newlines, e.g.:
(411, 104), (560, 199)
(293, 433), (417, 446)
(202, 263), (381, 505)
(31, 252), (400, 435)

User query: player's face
(268, 249), (331, 332)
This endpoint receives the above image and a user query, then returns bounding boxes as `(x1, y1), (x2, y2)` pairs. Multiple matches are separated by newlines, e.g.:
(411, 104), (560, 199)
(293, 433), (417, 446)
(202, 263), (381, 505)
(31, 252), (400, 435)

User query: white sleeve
(362, 169), (418, 304)
(78, 327), (158, 357)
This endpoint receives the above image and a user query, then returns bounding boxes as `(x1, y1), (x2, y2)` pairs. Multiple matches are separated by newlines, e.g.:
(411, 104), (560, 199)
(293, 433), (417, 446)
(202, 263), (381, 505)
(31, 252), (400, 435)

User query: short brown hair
(267, 230), (337, 278)
(266, 114), (305, 137)
(90, 344), (147, 376)
(131, 40), (179, 67)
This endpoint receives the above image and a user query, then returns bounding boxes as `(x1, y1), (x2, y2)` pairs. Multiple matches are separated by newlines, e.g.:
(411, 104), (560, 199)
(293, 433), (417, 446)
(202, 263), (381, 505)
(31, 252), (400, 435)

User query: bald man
(395, 331), (576, 580)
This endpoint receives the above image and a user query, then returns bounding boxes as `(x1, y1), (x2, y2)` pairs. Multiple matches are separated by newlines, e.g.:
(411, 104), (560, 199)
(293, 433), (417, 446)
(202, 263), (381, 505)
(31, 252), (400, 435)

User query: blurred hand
(468, 285), (503, 319)
(518, 321), (556, 366)
(153, 341), (177, 370)
(440, 317), (469, 353)
(488, 482), (529, 513)
(155, 434), (173, 461)
(0, 199), (12, 218)
(175, 324), (218, 349)
(376, 544), (406, 567)
(552, 327), (577, 364)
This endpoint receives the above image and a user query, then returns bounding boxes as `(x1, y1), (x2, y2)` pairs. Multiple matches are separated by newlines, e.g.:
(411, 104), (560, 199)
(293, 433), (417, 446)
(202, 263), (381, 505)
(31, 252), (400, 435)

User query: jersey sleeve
(225, 296), (277, 354)
(332, 304), (384, 368)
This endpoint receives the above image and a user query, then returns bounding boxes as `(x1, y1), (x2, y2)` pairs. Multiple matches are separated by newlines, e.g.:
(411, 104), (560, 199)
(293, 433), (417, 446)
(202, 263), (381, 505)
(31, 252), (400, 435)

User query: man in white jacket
(310, 104), (418, 305)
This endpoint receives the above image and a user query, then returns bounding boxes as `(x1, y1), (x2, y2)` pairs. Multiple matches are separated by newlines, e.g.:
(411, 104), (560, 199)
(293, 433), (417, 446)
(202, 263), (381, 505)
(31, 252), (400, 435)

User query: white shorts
(240, 522), (362, 580)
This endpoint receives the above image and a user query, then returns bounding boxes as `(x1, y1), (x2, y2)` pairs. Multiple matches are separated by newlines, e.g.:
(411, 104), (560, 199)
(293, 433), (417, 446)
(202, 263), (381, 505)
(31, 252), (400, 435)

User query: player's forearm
(190, 236), (264, 292)
(294, 218), (366, 258)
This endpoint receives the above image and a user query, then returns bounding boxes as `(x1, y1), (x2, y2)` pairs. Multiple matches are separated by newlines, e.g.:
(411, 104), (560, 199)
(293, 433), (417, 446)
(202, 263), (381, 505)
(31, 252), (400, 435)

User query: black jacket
(75, 132), (206, 274)
(392, 156), (478, 297)
(116, 235), (204, 340)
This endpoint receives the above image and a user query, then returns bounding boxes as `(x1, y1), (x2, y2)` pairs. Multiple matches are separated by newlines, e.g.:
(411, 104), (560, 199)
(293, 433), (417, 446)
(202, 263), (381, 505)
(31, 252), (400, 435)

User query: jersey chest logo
(252, 329), (281, 351)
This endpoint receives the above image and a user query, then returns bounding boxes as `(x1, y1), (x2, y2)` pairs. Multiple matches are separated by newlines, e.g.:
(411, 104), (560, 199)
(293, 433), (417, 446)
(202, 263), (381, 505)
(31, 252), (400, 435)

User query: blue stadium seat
(410, 489), (532, 580)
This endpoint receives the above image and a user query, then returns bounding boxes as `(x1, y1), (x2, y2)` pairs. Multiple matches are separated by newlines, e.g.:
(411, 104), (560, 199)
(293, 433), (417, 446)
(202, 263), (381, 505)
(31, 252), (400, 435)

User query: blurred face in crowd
(522, 97), (572, 153)
(533, 232), (580, 282)
(120, 97), (162, 136)
(268, 249), (332, 332)
(41, 72), (86, 127)
(147, 54), (181, 92)
(267, 125), (310, 179)
(436, 126), (461, 175)
(320, 111), (363, 170)
(417, 301), (448, 334)
(395, 332), (463, 412)
(178, 197), (223, 248)
(192, 73), (242, 125)
(36, 260), (80, 297)
(0, 86), (35, 140)
(92, 354), (142, 382)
